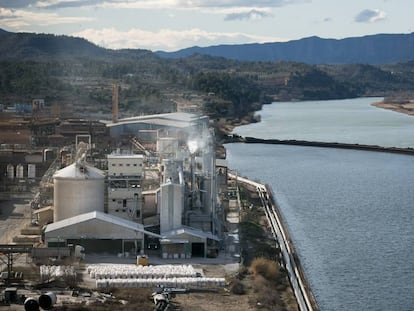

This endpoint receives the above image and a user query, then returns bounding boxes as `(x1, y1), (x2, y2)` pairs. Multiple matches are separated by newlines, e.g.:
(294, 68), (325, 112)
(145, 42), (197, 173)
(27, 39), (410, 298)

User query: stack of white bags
(86, 264), (226, 288)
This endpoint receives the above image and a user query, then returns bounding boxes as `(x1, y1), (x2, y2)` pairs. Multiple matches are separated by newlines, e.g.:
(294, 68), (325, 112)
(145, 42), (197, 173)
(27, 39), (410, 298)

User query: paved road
(0, 198), (32, 244)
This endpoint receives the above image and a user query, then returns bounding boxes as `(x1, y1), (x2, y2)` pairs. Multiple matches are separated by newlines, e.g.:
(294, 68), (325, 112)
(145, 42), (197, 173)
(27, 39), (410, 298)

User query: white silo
(53, 162), (105, 222)
(16, 164), (24, 179)
(6, 164), (14, 179)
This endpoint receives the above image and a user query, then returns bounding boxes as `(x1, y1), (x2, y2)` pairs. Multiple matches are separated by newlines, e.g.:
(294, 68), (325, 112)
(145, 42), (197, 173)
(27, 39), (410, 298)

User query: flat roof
(107, 154), (144, 159)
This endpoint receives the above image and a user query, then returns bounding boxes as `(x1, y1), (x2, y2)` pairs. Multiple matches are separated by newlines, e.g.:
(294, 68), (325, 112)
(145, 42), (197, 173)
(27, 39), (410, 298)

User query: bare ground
(372, 99), (414, 116)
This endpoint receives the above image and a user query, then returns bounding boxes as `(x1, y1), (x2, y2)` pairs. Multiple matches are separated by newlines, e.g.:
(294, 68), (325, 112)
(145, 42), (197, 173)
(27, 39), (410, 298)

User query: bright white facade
(53, 162), (105, 222)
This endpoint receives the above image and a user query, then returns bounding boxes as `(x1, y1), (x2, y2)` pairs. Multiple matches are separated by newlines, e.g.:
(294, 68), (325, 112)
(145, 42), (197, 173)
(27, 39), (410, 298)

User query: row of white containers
(96, 277), (226, 288)
(6, 163), (36, 179)
(87, 264), (198, 279)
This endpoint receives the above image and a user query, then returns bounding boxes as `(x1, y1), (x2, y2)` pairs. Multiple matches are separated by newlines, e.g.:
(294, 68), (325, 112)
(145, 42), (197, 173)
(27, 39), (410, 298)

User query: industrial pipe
(24, 297), (39, 311)
(38, 292), (57, 310)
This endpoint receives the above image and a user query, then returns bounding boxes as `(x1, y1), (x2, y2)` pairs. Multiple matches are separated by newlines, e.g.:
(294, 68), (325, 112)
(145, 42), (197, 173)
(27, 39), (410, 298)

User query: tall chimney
(112, 83), (119, 123)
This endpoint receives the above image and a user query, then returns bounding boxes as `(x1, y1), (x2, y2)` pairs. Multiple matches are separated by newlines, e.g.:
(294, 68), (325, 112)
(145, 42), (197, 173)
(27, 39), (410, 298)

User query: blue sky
(0, 0), (412, 51)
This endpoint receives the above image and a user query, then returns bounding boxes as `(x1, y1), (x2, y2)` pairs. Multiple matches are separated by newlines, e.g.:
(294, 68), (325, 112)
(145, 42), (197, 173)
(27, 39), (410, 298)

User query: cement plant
(0, 85), (306, 311)
(0, 89), (247, 311)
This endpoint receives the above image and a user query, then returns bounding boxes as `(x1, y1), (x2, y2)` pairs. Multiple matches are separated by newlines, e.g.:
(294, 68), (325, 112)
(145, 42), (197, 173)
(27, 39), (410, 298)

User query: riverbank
(230, 173), (318, 311)
(372, 98), (414, 116)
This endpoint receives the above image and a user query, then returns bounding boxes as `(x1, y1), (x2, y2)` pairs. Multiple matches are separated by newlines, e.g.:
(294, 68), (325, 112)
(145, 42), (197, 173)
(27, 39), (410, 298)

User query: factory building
(44, 211), (161, 254)
(106, 112), (209, 147)
(44, 111), (224, 258)
(107, 152), (144, 221)
(106, 111), (222, 257)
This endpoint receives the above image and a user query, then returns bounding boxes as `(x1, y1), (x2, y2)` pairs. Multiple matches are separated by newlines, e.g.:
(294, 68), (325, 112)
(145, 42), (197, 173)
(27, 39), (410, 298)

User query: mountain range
(157, 33), (414, 65)
(1, 29), (414, 65)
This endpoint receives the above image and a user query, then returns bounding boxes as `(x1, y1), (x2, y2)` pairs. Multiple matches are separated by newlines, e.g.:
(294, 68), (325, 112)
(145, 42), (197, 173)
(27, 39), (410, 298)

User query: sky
(0, 0), (413, 52)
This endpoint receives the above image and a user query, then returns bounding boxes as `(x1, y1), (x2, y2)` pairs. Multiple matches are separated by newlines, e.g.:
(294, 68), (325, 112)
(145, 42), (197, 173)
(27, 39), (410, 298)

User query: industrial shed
(161, 226), (220, 258)
(44, 211), (160, 255)
(106, 112), (209, 139)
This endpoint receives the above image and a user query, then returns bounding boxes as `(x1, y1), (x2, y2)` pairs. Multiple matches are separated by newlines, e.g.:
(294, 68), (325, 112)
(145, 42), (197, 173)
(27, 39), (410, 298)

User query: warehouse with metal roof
(44, 211), (161, 255)
(105, 112), (209, 139)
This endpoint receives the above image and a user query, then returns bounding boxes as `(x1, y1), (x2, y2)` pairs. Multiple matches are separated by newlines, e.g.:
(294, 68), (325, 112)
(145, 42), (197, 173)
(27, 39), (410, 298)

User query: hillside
(1, 29), (414, 127)
(0, 29), (153, 61)
(157, 33), (414, 65)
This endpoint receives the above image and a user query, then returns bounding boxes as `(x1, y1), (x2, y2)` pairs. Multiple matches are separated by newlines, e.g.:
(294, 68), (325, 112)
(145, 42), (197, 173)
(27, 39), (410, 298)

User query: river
(225, 97), (414, 311)
(233, 97), (414, 148)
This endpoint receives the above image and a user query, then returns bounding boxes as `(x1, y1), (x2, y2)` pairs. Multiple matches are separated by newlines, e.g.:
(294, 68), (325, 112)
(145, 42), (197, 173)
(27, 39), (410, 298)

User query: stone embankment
(225, 135), (414, 156)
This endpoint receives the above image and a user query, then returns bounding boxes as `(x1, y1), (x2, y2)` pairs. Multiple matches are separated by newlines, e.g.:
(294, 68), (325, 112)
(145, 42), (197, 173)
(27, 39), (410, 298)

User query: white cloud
(72, 27), (285, 51)
(224, 9), (273, 21)
(0, 8), (94, 28)
(176, 0), (300, 8)
(35, 0), (103, 9)
(355, 9), (386, 23)
(98, 0), (303, 10)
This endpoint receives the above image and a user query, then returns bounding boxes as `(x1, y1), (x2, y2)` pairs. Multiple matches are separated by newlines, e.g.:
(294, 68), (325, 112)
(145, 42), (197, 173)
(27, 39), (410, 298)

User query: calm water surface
(226, 98), (414, 311)
(233, 97), (414, 148)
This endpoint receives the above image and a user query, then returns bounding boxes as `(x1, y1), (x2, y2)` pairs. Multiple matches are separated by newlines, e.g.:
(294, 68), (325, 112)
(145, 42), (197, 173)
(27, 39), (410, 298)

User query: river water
(233, 97), (414, 148)
(225, 97), (414, 311)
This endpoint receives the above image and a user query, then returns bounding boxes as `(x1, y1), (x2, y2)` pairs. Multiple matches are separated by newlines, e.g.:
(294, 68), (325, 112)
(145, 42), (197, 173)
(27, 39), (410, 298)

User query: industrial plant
(43, 110), (224, 259)
(0, 84), (244, 310)
(0, 87), (228, 262)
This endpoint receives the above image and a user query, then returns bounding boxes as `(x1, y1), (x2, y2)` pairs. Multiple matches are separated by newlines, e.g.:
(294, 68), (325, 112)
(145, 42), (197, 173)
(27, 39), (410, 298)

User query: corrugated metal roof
(162, 226), (220, 241)
(106, 112), (200, 128)
(45, 211), (161, 238)
(53, 163), (105, 179)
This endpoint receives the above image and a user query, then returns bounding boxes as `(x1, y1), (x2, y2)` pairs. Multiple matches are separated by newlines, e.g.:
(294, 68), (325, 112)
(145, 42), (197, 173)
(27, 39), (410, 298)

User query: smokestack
(112, 83), (119, 123)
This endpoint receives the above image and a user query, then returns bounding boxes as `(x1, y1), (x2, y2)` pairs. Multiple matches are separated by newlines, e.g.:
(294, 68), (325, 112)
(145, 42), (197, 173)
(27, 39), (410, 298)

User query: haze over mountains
(1, 29), (414, 65)
(157, 33), (414, 65)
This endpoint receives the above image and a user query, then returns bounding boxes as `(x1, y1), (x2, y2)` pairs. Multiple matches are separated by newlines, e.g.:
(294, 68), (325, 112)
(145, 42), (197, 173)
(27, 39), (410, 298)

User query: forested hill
(0, 29), (152, 60)
(157, 33), (414, 65)
(1, 28), (414, 123)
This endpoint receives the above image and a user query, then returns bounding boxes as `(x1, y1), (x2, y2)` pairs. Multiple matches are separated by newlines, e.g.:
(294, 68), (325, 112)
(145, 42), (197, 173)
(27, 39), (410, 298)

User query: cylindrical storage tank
(24, 297), (39, 311)
(28, 164), (36, 179)
(53, 162), (105, 221)
(38, 292), (57, 310)
(6, 164), (14, 179)
(16, 164), (24, 179)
